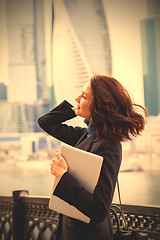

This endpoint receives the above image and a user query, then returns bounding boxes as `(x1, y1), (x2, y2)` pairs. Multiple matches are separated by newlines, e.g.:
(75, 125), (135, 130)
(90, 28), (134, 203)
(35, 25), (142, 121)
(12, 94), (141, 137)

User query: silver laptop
(49, 142), (103, 223)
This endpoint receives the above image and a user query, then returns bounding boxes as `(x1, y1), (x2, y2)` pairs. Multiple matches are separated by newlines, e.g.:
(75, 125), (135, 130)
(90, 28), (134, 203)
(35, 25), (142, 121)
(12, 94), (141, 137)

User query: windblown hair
(90, 75), (147, 142)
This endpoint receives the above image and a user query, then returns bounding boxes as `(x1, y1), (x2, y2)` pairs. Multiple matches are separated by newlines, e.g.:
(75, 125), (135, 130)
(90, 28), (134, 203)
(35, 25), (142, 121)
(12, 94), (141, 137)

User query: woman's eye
(82, 94), (86, 99)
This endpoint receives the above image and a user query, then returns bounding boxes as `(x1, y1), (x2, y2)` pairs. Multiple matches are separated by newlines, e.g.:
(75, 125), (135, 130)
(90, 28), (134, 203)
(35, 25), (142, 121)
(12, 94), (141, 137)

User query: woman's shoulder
(96, 135), (122, 148)
(91, 135), (122, 155)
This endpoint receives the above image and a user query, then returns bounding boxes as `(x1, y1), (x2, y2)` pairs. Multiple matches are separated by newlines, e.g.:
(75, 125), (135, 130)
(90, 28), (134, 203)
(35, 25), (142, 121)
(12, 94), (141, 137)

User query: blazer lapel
(75, 130), (88, 148)
(75, 132), (103, 152)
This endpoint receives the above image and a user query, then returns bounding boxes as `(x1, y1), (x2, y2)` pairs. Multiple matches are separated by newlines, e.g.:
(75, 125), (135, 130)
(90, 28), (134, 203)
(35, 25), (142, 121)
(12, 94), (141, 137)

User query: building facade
(0, 101), (29, 133)
(0, 0), (52, 133)
(0, 83), (7, 100)
(6, 0), (49, 104)
(141, 1), (160, 116)
(52, 0), (112, 105)
(141, 16), (160, 116)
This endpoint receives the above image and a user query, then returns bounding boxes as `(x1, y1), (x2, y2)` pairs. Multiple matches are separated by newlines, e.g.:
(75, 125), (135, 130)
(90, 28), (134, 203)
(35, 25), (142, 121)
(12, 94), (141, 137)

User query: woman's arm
(38, 100), (87, 146)
(38, 101), (122, 223)
(53, 139), (122, 223)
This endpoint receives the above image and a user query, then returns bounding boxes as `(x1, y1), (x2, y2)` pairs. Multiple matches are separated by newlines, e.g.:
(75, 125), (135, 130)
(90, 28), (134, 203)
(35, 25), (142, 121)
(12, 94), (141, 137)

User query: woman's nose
(75, 95), (81, 102)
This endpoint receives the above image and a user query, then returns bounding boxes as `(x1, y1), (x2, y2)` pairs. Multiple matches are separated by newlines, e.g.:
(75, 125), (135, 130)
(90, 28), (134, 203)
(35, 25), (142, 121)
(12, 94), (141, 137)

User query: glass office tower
(6, 0), (49, 104)
(141, 0), (160, 116)
(1, 0), (51, 133)
(141, 16), (160, 116)
(52, 0), (112, 105)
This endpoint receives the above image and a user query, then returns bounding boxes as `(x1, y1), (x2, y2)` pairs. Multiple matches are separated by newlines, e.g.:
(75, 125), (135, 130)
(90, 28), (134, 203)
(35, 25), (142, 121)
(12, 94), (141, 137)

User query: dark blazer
(38, 100), (122, 240)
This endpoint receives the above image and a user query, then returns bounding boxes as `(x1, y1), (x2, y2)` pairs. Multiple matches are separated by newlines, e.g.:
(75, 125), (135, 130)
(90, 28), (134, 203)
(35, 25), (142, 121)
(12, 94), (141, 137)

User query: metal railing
(0, 190), (160, 240)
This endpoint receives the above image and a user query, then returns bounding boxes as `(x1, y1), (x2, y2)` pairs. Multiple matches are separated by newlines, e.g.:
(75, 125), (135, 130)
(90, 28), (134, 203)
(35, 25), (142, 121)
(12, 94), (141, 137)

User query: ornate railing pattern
(0, 190), (160, 240)
(24, 196), (59, 240)
(111, 204), (160, 240)
(0, 196), (13, 240)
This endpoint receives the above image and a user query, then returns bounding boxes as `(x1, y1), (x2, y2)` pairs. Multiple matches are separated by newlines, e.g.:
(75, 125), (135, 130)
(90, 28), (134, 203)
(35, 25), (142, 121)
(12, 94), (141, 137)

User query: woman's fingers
(56, 151), (68, 169)
(56, 151), (62, 159)
(50, 152), (68, 179)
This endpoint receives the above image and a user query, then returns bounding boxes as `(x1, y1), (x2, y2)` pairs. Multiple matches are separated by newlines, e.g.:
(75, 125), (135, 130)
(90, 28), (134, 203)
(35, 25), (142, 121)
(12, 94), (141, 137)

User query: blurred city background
(0, 0), (160, 206)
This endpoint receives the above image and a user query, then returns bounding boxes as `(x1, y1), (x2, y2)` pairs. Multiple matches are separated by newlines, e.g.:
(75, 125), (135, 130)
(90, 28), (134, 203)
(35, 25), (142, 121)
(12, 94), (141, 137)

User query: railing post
(12, 190), (29, 240)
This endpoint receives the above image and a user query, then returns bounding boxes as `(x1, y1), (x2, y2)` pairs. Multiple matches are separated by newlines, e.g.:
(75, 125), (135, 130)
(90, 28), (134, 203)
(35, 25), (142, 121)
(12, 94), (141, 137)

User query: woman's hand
(50, 151), (68, 179)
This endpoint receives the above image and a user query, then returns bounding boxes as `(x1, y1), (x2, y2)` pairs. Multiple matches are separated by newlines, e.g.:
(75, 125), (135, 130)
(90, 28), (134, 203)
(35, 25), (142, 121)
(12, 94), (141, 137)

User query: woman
(38, 75), (147, 240)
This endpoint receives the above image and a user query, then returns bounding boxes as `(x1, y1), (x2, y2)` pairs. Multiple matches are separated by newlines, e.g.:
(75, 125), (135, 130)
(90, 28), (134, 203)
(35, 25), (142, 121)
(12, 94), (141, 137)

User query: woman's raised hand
(50, 151), (68, 179)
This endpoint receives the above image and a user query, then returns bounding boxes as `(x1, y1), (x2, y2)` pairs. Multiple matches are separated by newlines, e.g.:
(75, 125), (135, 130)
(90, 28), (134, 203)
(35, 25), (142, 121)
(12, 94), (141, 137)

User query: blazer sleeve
(54, 139), (122, 224)
(38, 100), (122, 224)
(38, 100), (87, 146)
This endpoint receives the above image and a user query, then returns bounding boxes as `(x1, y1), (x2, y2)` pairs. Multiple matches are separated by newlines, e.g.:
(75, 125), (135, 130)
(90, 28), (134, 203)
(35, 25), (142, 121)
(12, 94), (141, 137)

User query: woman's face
(75, 80), (93, 120)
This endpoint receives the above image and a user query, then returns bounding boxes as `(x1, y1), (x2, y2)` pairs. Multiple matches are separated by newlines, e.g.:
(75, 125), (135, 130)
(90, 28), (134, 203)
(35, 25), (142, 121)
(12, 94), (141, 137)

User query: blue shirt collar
(84, 119), (96, 137)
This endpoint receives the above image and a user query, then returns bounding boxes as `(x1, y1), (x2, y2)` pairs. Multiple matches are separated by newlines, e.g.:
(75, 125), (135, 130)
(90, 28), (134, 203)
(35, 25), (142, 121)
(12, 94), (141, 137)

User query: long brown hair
(90, 75), (147, 142)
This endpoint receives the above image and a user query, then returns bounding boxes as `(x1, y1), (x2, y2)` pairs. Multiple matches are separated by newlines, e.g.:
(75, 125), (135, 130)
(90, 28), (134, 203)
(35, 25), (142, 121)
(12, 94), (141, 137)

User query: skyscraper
(0, 102), (29, 133)
(0, 0), (52, 133)
(141, 1), (160, 116)
(52, 0), (112, 105)
(0, 83), (7, 100)
(6, 0), (49, 104)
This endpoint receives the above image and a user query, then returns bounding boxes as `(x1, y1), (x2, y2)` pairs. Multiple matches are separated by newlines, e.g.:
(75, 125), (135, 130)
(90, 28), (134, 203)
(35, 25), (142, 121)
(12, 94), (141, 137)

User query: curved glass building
(53, 0), (112, 105)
